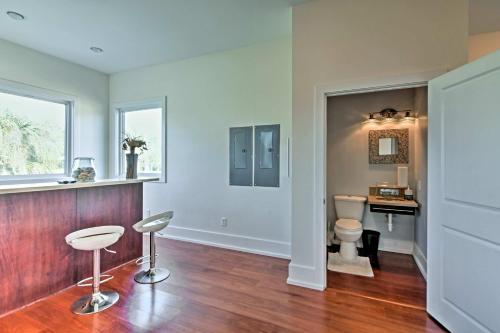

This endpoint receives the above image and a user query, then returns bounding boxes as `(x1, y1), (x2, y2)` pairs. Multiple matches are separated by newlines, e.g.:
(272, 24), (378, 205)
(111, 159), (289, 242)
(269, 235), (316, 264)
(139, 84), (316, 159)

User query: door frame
(313, 69), (445, 289)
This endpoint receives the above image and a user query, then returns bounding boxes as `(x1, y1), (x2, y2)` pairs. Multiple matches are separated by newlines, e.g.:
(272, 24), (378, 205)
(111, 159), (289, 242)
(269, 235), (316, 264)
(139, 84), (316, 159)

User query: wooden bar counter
(0, 178), (157, 316)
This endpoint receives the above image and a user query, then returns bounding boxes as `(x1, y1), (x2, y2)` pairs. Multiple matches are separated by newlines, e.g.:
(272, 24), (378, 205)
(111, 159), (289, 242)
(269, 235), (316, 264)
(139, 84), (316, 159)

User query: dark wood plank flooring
(0, 238), (445, 332)
(328, 250), (427, 309)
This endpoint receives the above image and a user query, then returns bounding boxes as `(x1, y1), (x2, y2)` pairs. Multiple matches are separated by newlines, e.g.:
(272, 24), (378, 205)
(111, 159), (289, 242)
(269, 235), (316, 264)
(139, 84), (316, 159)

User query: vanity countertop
(368, 195), (418, 208)
(0, 177), (159, 195)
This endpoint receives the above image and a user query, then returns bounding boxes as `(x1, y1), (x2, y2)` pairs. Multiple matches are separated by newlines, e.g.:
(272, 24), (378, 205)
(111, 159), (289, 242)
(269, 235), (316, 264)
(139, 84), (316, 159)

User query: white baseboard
(287, 277), (325, 291)
(287, 262), (326, 291)
(412, 243), (427, 280)
(159, 225), (291, 259)
(378, 239), (414, 255)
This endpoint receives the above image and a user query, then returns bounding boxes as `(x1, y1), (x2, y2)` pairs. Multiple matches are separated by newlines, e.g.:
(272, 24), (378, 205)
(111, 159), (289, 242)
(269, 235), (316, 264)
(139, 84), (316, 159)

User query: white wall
(291, 0), (468, 288)
(327, 89), (417, 254)
(110, 39), (292, 258)
(469, 31), (500, 62)
(0, 39), (109, 177)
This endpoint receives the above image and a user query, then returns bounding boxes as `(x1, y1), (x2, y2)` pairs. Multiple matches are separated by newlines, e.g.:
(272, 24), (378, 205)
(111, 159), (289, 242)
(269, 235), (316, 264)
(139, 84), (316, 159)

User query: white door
(428, 50), (500, 332)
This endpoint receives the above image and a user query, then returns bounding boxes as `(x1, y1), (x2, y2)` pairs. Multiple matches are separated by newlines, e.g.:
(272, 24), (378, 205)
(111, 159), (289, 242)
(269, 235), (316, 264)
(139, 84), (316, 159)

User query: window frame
(0, 78), (74, 183)
(114, 97), (167, 182)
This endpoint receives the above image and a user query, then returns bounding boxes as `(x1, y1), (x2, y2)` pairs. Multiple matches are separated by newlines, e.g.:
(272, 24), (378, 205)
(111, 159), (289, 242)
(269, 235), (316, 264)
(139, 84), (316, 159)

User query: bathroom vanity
(368, 195), (418, 215)
(367, 185), (418, 231)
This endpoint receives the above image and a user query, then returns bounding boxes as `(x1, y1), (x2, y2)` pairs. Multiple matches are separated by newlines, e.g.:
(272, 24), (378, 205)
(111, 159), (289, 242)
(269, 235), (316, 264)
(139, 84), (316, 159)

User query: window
(116, 98), (166, 181)
(0, 82), (73, 180)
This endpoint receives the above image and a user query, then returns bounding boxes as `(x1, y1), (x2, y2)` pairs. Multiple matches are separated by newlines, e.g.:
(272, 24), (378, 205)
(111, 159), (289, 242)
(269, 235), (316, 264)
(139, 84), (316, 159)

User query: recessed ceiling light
(90, 46), (103, 53)
(6, 11), (25, 20)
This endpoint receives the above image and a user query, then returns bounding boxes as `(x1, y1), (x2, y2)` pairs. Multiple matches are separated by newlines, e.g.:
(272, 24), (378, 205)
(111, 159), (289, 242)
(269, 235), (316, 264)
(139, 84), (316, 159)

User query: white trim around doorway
(312, 69), (445, 290)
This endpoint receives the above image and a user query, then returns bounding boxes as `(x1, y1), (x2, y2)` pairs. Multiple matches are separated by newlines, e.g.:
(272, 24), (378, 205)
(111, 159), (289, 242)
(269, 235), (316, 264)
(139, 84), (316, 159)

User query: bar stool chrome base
(65, 227), (124, 316)
(71, 291), (119, 315)
(134, 268), (170, 284)
(133, 212), (173, 284)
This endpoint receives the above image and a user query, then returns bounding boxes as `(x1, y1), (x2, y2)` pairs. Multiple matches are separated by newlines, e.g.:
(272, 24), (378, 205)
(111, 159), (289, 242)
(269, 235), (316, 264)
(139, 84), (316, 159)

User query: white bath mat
(327, 252), (374, 278)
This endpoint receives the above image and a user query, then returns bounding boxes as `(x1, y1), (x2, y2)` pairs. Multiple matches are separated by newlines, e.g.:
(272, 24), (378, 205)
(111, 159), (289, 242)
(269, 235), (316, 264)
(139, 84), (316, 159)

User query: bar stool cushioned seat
(133, 211), (172, 234)
(133, 211), (173, 284)
(66, 226), (124, 251)
(66, 225), (124, 315)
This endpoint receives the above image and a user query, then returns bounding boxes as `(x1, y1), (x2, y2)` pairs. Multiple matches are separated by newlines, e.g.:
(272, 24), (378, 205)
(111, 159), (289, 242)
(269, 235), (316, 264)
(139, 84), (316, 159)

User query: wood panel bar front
(0, 182), (144, 316)
(74, 184), (143, 281)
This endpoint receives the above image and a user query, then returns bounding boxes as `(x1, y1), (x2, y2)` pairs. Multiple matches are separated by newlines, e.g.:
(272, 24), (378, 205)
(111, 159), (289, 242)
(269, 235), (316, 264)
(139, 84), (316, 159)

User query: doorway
(311, 71), (444, 290)
(325, 87), (429, 309)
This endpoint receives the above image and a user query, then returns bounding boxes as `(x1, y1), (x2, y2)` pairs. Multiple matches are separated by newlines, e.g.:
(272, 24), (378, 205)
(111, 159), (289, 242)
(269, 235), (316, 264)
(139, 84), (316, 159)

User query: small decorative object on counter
(72, 157), (96, 182)
(404, 186), (414, 200)
(57, 178), (77, 184)
(122, 135), (148, 179)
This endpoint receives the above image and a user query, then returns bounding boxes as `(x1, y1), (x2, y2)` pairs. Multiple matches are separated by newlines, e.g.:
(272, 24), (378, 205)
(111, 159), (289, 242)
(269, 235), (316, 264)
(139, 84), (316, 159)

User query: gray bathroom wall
(413, 87), (428, 262)
(327, 88), (419, 254)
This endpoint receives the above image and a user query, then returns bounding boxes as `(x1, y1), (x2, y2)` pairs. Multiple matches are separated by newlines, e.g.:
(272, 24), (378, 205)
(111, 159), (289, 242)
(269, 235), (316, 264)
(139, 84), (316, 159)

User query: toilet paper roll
(397, 166), (408, 187)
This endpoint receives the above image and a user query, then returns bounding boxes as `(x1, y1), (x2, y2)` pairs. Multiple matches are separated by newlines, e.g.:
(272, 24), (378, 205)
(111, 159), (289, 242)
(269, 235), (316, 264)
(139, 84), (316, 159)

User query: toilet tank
(334, 195), (367, 221)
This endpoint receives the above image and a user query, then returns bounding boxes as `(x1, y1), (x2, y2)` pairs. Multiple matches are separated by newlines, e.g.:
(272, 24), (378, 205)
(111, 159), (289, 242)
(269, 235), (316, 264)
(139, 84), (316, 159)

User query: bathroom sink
(368, 195), (418, 208)
(368, 189), (419, 232)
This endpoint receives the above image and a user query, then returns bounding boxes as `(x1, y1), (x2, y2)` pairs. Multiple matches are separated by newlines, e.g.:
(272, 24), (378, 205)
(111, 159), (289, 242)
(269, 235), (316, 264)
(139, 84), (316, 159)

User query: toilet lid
(336, 219), (362, 231)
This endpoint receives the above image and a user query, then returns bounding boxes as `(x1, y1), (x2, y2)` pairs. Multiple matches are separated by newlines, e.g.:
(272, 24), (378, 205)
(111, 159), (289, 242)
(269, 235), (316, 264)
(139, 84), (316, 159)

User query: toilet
(333, 195), (367, 261)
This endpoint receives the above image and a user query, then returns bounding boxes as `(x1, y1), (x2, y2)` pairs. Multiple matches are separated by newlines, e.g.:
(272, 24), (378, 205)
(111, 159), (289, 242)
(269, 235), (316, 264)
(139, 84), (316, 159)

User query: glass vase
(71, 157), (96, 182)
(126, 153), (138, 179)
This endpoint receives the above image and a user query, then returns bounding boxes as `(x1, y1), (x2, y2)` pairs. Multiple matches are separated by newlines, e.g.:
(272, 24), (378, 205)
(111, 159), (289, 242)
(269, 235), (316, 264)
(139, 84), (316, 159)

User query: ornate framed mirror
(368, 129), (409, 164)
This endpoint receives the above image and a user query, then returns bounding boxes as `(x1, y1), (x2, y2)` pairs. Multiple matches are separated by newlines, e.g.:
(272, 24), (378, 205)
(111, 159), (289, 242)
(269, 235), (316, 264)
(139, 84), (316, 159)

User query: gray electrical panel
(229, 126), (253, 186)
(254, 124), (280, 187)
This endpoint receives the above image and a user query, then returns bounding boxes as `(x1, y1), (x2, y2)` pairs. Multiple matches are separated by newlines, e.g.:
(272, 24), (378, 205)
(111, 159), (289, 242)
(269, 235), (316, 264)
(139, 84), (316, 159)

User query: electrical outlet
(220, 217), (228, 227)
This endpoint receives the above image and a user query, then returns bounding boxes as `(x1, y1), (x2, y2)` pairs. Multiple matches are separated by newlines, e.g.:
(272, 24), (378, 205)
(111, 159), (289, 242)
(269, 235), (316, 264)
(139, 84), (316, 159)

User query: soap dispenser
(404, 186), (414, 200)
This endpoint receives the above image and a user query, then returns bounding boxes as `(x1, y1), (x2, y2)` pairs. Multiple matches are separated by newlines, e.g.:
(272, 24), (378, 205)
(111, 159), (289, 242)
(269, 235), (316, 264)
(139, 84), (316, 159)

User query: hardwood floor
(0, 238), (445, 332)
(328, 250), (427, 309)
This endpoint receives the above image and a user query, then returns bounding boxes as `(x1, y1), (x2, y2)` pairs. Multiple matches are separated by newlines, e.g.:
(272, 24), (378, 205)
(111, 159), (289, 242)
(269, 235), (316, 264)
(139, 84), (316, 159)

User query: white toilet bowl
(334, 219), (363, 261)
(333, 195), (367, 262)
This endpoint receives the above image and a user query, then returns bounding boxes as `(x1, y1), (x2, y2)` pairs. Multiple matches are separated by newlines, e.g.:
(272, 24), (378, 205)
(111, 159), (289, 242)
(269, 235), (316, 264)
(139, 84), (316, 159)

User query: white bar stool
(133, 211), (173, 284)
(65, 225), (124, 315)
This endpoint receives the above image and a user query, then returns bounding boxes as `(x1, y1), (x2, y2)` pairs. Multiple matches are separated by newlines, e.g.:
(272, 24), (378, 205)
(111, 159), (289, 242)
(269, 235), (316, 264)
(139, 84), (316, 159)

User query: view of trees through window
(0, 91), (66, 176)
(123, 108), (162, 174)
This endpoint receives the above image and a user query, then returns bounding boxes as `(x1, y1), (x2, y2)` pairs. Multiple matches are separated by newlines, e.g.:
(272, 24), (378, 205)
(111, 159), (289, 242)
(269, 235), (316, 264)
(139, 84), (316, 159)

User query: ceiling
(470, 0), (500, 35)
(5, 1), (496, 74)
(0, 0), (308, 74)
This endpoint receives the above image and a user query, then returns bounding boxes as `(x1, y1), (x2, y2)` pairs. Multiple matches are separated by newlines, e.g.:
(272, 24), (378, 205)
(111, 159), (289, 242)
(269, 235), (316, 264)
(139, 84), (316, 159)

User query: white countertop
(0, 177), (159, 195)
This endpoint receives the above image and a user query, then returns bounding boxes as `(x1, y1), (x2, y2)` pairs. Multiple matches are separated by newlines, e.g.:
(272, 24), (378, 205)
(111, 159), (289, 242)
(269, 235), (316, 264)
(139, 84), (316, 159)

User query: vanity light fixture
(402, 110), (417, 123)
(366, 113), (377, 123)
(6, 11), (25, 20)
(379, 108), (398, 119)
(365, 108), (415, 123)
